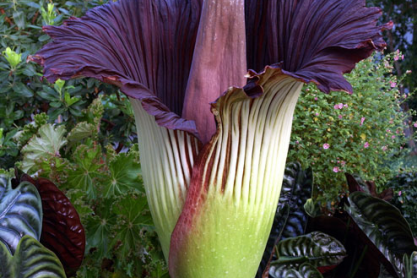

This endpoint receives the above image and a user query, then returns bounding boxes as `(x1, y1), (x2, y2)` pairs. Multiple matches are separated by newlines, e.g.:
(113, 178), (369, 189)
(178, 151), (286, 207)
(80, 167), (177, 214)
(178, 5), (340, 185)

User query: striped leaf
(274, 231), (346, 268)
(403, 252), (417, 278)
(270, 262), (323, 278)
(0, 176), (42, 255)
(0, 235), (66, 278)
(346, 192), (417, 277)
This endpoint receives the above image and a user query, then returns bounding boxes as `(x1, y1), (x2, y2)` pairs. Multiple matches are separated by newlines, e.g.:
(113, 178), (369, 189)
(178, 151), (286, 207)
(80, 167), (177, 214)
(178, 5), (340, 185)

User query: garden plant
(0, 0), (417, 277)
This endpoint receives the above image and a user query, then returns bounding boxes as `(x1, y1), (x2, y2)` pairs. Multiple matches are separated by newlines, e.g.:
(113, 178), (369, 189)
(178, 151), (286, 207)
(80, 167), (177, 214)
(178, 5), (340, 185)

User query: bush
(287, 52), (416, 207)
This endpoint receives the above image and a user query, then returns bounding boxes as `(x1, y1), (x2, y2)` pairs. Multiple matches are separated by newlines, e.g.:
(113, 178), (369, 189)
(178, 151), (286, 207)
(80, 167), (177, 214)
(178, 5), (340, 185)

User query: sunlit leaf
(21, 124), (67, 173)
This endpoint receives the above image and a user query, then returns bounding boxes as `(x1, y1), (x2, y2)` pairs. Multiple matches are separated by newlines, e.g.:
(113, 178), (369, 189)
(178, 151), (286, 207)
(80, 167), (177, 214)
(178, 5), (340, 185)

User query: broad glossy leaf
(21, 124), (67, 174)
(35, 178), (85, 273)
(279, 163), (313, 240)
(275, 231), (346, 268)
(0, 235), (66, 278)
(270, 262), (323, 278)
(346, 192), (417, 277)
(257, 162), (313, 277)
(0, 176), (42, 255)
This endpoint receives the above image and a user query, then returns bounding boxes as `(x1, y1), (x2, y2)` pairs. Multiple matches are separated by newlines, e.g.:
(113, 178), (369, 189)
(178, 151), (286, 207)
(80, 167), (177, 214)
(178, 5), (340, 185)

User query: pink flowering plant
(287, 52), (416, 206)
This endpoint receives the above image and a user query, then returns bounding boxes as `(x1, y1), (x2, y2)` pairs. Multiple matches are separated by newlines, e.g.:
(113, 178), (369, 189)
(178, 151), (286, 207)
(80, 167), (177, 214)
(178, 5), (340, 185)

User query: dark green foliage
(270, 262), (324, 278)
(0, 0), (135, 169)
(387, 171), (417, 237)
(346, 192), (417, 277)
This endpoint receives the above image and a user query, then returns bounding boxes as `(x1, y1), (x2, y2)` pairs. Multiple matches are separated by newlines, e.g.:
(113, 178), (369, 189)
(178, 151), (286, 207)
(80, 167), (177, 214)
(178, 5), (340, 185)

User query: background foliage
(287, 53), (416, 207)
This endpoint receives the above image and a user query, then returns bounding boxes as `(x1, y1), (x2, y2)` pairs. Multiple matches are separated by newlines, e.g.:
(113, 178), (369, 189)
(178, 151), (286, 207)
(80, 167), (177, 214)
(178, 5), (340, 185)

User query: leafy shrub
(287, 53), (416, 206)
(387, 170), (417, 237)
(0, 0), (137, 169)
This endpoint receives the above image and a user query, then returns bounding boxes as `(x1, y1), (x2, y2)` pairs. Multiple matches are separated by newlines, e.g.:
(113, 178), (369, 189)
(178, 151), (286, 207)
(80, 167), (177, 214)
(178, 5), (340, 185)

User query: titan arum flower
(31, 0), (390, 277)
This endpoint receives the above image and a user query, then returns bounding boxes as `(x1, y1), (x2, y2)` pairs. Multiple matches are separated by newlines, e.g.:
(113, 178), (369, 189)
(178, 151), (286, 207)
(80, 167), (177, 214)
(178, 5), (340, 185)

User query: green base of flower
(170, 192), (277, 278)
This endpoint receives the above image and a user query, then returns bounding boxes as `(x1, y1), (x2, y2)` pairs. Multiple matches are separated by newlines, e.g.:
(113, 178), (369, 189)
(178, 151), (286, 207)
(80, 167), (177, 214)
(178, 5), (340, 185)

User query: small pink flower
(406, 70), (412, 74)
(323, 143), (330, 149)
(414, 122), (417, 128)
(389, 119), (394, 124)
(398, 191), (402, 196)
(314, 97), (318, 101)
(338, 115), (343, 119)
(382, 146), (387, 151)
(296, 140), (299, 144)
(333, 103), (343, 110)
(360, 117), (365, 125)
(386, 129), (391, 133)
(392, 135), (396, 139)
(401, 55), (404, 60)
(341, 161), (346, 166)
(394, 55), (399, 61)
(390, 81), (397, 88)
(315, 112), (319, 116)
(364, 142), (369, 148)
(343, 104), (348, 108)
(333, 167), (340, 173)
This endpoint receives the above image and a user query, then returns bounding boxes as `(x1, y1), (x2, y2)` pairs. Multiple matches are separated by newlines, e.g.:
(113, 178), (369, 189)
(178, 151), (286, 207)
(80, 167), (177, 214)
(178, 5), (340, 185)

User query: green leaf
(64, 92), (80, 106)
(12, 11), (25, 29)
(103, 151), (143, 197)
(270, 262), (324, 278)
(85, 201), (116, 260)
(0, 176), (42, 255)
(67, 122), (96, 143)
(0, 236), (66, 278)
(21, 124), (67, 173)
(274, 231), (346, 268)
(67, 144), (105, 200)
(13, 82), (33, 98)
(111, 193), (153, 258)
(346, 192), (417, 277)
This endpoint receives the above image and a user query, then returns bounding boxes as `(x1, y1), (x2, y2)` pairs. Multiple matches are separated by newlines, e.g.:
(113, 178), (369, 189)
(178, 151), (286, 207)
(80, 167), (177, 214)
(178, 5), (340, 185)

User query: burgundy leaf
(36, 178), (85, 274)
(30, 0), (203, 138)
(245, 0), (392, 93)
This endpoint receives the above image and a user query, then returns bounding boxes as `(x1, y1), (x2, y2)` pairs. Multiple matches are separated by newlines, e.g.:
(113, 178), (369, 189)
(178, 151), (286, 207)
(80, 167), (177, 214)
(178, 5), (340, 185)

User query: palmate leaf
(103, 151), (144, 198)
(274, 231), (346, 269)
(21, 124), (67, 174)
(111, 192), (153, 258)
(346, 192), (417, 277)
(67, 144), (105, 200)
(84, 200), (117, 261)
(0, 176), (42, 255)
(270, 262), (323, 278)
(0, 235), (66, 278)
